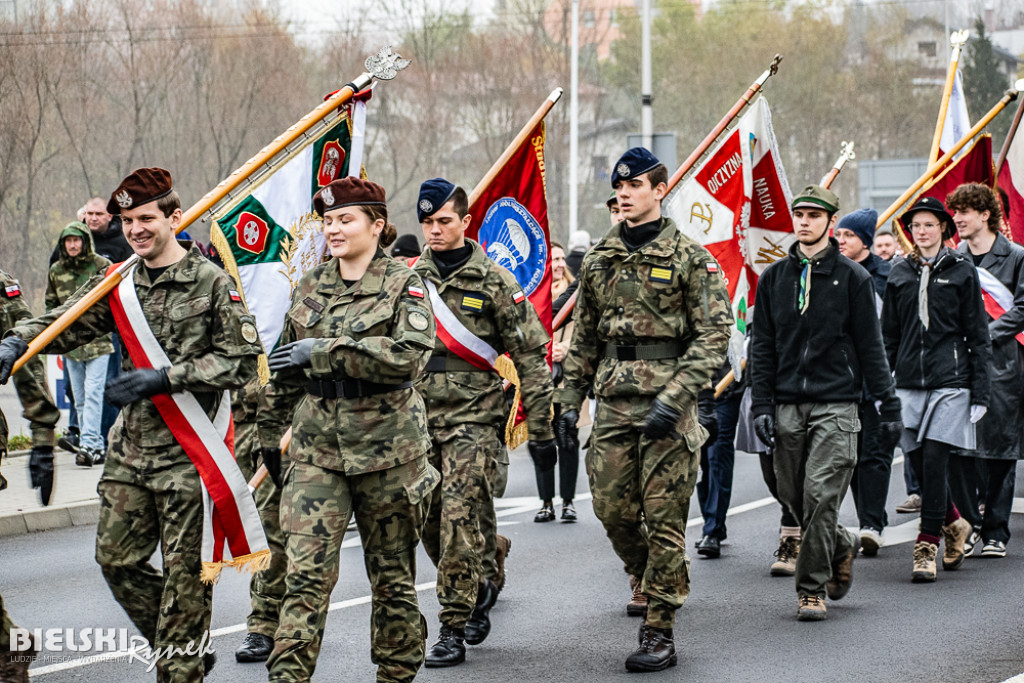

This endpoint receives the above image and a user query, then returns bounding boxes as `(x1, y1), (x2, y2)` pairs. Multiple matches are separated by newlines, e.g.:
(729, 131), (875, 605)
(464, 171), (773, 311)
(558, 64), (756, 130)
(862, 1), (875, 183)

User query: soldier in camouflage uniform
(233, 375), (287, 664)
(1, 268), (60, 505)
(258, 177), (439, 683)
(0, 168), (263, 682)
(411, 178), (555, 668)
(45, 222), (115, 466)
(560, 148), (732, 672)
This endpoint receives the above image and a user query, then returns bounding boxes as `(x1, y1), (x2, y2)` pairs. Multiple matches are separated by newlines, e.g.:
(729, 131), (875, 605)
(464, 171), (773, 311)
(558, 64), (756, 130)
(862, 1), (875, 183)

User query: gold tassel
(494, 355), (529, 450)
(230, 549), (272, 574)
(200, 562), (225, 585)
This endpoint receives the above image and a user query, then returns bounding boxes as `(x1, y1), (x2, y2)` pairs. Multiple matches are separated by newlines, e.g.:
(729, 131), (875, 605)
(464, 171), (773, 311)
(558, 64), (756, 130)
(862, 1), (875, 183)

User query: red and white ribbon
(424, 280), (499, 371)
(977, 267), (1024, 346)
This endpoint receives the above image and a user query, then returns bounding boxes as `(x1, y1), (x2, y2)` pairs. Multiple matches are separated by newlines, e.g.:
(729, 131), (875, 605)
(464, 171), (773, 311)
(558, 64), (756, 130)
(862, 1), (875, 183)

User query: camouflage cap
(107, 167), (174, 215)
(792, 184), (840, 213)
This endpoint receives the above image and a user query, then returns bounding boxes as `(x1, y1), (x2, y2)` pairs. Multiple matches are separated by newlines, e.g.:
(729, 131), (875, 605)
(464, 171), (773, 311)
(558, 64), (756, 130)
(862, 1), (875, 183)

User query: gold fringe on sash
(494, 355), (529, 450)
(200, 549), (272, 585)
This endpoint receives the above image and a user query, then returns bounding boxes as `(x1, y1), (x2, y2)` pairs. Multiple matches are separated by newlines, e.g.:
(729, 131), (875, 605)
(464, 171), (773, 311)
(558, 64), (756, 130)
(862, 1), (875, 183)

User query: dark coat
(858, 252), (891, 300)
(750, 238), (896, 414)
(882, 247), (991, 406)
(954, 233), (1024, 459)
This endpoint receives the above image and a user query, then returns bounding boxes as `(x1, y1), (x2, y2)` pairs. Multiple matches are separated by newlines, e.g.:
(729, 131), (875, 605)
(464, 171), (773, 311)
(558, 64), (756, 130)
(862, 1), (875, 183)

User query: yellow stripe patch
(650, 266), (673, 282)
(462, 296), (484, 311)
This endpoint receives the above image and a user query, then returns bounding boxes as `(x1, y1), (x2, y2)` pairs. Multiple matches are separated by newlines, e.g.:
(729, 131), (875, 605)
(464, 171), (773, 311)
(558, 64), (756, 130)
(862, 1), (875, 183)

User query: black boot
(625, 625), (677, 672)
(424, 625), (466, 668)
(235, 632), (273, 663)
(204, 650), (217, 675)
(465, 579), (498, 645)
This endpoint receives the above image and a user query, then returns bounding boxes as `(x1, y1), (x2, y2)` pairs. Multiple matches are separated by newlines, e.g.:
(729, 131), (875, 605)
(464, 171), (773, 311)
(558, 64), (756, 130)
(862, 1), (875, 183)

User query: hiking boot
(981, 540), (1007, 558)
(912, 541), (938, 583)
(493, 534), (511, 594)
(424, 625), (466, 668)
(859, 527), (883, 557)
(626, 575), (648, 617)
(896, 494), (922, 514)
(464, 580), (497, 645)
(561, 501), (577, 522)
(533, 503), (555, 523)
(796, 594), (827, 621)
(770, 536), (800, 577)
(625, 625), (677, 672)
(235, 632), (273, 663)
(964, 530), (981, 556)
(941, 518), (971, 570)
(826, 536), (857, 601)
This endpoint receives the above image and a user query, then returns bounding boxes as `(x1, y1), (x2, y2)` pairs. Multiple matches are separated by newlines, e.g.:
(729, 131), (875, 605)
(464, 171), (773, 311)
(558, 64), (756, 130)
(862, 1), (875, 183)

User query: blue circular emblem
(479, 197), (548, 296)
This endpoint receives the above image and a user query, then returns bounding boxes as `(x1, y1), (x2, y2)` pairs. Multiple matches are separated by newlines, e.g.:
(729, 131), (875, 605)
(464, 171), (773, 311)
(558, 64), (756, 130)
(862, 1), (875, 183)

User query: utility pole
(641, 0), (653, 149)
(570, 0), (579, 235)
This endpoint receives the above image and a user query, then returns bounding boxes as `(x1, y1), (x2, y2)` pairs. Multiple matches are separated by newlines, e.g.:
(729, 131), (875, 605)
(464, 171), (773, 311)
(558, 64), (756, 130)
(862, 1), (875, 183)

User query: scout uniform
(258, 177), (439, 683)
(3, 169), (263, 681)
(560, 148), (732, 669)
(412, 178), (554, 666)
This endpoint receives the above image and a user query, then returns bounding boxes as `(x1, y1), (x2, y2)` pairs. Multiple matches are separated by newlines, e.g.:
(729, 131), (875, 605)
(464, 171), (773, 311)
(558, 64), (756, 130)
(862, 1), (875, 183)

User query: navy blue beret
(611, 147), (661, 187)
(417, 177), (457, 222)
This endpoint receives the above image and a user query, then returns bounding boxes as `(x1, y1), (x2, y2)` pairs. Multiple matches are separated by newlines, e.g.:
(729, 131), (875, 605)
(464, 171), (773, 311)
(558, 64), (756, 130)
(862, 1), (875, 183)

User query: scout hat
(107, 167), (174, 215)
(611, 147), (661, 186)
(605, 190), (618, 208)
(313, 177), (386, 217)
(417, 178), (457, 222)
(837, 208), (878, 249)
(791, 185), (840, 214)
(899, 196), (955, 240)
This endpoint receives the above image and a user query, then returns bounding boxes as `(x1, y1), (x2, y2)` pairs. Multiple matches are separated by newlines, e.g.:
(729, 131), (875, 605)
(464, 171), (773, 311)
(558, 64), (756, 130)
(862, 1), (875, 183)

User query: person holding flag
(0, 167), (266, 680)
(410, 178), (554, 668)
(947, 183), (1024, 558)
(257, 176), (440, 682)
(560, 148), (732, 671)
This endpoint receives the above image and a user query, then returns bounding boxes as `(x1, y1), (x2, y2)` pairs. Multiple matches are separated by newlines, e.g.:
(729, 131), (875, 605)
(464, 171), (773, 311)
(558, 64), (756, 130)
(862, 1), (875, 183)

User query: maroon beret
(108, 167), (174, 215)
(313, 177), (386, 217)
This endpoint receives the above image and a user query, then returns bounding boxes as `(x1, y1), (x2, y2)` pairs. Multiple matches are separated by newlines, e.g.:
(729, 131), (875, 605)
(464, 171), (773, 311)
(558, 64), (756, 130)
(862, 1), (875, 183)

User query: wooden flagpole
(996, 96), (1024, 174)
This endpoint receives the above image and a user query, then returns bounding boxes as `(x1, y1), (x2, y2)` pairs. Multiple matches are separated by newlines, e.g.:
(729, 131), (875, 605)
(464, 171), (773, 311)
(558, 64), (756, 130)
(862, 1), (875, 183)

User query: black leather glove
(557, 408), (579, 443)
(0, 336), (29, 385)
(29, 446), (54, 506)
(259, 447), (283, 488)
(554, 412), (580, 456)
(268, 339), (317, 373)
(877, 394), (904, 453)
(105, 368), (171, 408)
(640, 399), (681, 441)
(697, 390), (719, 444)
(528, 439), (557, 471)
(754, 413), (776, 448)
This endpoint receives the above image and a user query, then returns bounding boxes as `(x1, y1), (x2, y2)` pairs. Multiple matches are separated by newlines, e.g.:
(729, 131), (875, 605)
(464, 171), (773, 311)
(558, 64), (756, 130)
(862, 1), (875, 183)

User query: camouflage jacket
(258, 250), (435, 475)
(45, 223), (115, 362)
(413, 239), (554, 440)
(10, 245), (263, 459)
(561, 216), (732, 433)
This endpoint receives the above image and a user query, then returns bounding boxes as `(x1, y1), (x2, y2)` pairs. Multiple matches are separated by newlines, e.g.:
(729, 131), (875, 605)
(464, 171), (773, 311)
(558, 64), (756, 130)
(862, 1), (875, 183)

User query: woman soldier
(883, 196), (991, 583)
(258, 176), (440, 682)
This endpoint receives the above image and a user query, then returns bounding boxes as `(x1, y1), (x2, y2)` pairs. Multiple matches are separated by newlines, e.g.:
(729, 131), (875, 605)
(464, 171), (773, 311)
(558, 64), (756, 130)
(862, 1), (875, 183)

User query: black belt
(307, 378), (413, 399)
(602, 341), (686, 361)
(424, 355), (489, 373)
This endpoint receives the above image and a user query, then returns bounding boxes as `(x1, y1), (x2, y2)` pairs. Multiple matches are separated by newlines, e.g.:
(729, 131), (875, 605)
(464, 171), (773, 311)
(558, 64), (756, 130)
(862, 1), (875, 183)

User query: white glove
(970, 405), (987, 424)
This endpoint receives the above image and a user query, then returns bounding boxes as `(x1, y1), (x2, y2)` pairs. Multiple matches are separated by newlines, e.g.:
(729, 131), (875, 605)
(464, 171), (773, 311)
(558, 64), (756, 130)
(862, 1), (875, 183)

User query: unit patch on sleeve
(229, 289), (242, 302)
(408, 286), (424, 299)
(512, 290), (526, 304)
(4, 283), (21, 298)
(705, 262), (720, 274)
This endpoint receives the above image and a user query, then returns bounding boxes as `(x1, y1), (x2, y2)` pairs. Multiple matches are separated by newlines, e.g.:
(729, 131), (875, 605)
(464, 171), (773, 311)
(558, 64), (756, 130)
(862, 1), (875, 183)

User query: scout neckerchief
(796, 246), (829, 315)
(107, 263), (269, 583)
(977, 266), (1024, 346)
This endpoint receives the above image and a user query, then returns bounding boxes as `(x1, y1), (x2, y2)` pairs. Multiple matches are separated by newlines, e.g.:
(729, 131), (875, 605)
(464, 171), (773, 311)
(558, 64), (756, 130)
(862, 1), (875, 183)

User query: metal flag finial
(365, 46), (412, 81)
(950, 29), (969, 49)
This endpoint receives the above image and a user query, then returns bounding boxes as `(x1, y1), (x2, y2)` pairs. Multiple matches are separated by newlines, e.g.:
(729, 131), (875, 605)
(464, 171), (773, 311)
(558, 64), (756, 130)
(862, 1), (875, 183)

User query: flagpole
(927, 30), (970, 165)
(468, 88), (564, 206)
(996, 96), (1024, 174)
(9, 47), (410, 377)
(713, 141), (851, 398)
(876, 83), (1022, 239)
(666, 54), (782, 193)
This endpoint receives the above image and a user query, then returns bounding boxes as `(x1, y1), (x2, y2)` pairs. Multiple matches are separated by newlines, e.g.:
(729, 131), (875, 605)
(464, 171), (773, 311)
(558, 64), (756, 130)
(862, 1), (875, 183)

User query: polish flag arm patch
(229, 290), (242, 302)
(408, 286), (425, 299)
(5, 283), (21, 298)
(512, 290), (526, 304)
(705, 262), (720, 274)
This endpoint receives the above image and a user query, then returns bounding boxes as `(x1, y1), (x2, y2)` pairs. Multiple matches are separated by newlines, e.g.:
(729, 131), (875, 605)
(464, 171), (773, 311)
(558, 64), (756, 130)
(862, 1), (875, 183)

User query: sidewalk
(0, 448), (102, 537)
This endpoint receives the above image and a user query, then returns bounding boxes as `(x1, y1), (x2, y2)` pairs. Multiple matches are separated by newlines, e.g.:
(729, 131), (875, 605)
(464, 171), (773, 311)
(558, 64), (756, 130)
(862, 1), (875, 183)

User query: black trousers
(535, 419), (579, 504)
(850, 401), (894, 532)
(906, 440), (954, 538)
(758, 449), (799, 528)
(949, 455), (1016, 544)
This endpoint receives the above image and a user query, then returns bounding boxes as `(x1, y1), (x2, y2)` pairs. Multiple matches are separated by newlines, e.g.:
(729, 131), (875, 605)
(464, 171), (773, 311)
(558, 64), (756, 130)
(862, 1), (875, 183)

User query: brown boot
(912, 541), (938, 583)
(626, 575), (648, 617)
(825, 536), (858, 601)
(493, 534), (512, 594)
(941, 518), (971, 571)
(770, 536), (800, 577)
(796, 594), (827, 621)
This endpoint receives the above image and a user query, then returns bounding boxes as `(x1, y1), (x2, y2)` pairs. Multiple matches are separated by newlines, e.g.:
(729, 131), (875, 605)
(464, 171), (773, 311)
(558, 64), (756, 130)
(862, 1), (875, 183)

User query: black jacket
(882, 248), (991, 406)
(857, 252), (891, 299)
(49, 217), (133, 266)
(750, 238), (895, 415)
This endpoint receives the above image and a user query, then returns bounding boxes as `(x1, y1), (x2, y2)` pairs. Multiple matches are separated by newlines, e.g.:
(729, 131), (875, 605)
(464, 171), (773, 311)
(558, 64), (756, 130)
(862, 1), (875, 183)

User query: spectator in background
(565, 229), (591, 278)
(873, 227), (900, 262)
(391, 233), (422, 259)
(46, 223), (114, 466)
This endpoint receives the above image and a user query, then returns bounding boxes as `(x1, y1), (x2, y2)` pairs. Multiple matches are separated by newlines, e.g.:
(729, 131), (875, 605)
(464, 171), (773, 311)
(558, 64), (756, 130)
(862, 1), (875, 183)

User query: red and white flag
(998, 116), (1024, 244)
(665, 97), (794, 375)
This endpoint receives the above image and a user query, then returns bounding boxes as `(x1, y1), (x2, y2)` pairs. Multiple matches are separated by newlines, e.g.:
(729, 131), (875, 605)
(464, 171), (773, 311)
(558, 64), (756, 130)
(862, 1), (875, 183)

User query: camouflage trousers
(587, 398), (700, 630)
(95, 439), (212, 683)
(480, 458), (508, 582)
(1, 593), (16, 651)
(233, 420), (286, 639)
(269, 457), (438, 683)
(421, 423), (502, 629)
(12, 355), (59, 448)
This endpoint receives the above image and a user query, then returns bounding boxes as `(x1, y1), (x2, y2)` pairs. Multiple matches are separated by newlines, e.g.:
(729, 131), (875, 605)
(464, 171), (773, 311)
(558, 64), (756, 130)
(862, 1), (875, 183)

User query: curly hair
(946, 183), (1002, 233)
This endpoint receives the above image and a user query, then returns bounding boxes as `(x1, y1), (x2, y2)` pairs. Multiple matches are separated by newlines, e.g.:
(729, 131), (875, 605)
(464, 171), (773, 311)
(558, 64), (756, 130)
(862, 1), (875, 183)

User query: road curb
(0, 499), (99, 538)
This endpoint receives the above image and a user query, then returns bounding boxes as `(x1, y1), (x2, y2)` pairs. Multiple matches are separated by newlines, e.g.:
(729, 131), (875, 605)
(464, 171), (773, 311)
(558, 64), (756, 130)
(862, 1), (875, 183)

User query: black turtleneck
(433, 243), (474, 279)
(145, 264), (170, 282)
(620, 219), (663, 253)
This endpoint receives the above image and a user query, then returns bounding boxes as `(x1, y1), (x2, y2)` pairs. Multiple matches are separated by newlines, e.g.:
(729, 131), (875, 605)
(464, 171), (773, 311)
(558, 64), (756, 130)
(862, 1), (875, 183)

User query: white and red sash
(423, 279), (500, 372)
(107, 264), (269, 582)
(977, 267), (1024, 346)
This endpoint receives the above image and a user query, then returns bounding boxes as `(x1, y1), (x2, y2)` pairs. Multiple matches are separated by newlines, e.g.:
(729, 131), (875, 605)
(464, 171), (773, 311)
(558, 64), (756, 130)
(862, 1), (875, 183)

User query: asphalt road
(3, 442), (1024, 683)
